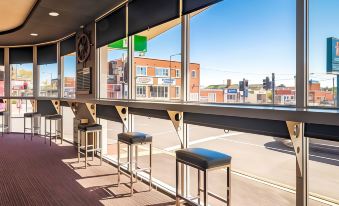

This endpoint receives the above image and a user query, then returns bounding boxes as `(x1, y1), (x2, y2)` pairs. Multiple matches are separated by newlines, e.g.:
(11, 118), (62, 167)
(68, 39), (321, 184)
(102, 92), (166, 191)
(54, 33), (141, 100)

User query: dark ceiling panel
(0, 0), (123, 46)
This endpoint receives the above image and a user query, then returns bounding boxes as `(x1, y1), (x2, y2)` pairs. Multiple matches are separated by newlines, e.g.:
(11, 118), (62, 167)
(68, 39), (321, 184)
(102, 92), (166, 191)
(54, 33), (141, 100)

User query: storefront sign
(136, 77), (153, 85)
(327, 37), (339, 73)
(158, 78), (176, 85)
(226, 88), (238, 94)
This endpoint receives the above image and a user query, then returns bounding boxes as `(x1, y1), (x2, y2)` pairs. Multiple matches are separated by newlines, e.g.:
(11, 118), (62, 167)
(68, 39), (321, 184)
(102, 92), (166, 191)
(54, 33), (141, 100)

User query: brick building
(107, 57), (200, 100)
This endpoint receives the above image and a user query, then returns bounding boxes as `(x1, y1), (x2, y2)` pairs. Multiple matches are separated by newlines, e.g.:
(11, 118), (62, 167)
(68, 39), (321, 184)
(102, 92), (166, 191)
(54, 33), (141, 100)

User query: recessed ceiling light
(30, 33), (38, 36)
(49, 12), (59, 17)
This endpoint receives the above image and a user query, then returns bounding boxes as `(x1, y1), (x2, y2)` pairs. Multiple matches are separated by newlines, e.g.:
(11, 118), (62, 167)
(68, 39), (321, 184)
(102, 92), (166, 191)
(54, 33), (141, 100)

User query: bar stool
(24, 112), (41, 140)
(77, 123), (102, 168)
(45, 114), (63, 146)
(0, 111), (9, 136)
(175, 148), (232, 206)
(117, 132), (152, 196)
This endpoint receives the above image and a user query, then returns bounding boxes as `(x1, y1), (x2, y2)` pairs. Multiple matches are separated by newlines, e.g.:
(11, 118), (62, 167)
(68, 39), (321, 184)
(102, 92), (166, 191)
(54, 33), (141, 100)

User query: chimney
(227, 79), (231, 87)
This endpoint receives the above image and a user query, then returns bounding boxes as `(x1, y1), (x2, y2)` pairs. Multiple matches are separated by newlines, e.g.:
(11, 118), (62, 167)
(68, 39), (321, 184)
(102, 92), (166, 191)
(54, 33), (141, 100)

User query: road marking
(219, 138), (339, 163)
(164, 132), (243, 151)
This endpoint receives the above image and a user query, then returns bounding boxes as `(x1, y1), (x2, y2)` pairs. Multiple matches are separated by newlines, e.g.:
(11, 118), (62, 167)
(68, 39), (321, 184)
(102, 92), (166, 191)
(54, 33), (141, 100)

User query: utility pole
(333, 77), (335, 107)
(272, 73), (275, 105)
(337, 75), (339, 107)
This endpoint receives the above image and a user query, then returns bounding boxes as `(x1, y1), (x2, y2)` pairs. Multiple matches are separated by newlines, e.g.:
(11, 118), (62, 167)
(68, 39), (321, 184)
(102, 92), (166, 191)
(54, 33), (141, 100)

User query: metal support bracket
(51, 100), (61, 114)
(85, 103), (96, 122)
(115, 106), (129, 131)
(286, 121), (303, 176)
(167, 111), (184, 146)
(30, 100), (37, 112)
(68, 101), (78, 115)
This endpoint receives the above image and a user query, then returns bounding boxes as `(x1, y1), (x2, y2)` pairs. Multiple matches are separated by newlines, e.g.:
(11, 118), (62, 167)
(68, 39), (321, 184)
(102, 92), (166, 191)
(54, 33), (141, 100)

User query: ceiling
(0, 0), (122, 46)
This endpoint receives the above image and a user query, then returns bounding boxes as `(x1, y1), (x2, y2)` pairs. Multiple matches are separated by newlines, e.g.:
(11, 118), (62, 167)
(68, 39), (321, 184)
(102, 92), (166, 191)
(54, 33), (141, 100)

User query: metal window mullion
(57, 42), (62, 98)
(296, 0), (309, 205)
(33, 46), (38, 98)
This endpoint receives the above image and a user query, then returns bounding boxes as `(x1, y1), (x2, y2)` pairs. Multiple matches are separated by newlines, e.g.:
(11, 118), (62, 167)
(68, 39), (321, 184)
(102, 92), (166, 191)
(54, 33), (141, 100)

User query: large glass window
(188, 0), (296, 105)
(98, 40), (128, 99)
(39, 63), (58, 97)
(309, 0), (338, 108)
(10, 64), (33, 96)
(10, 99), (33, 133)
(133, 17), (182, 101)
(62, 53), (76, 98)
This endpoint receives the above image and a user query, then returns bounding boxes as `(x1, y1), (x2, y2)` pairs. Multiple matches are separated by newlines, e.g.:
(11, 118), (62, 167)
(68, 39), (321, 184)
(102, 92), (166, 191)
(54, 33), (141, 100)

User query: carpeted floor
(0, 133), (174, 206)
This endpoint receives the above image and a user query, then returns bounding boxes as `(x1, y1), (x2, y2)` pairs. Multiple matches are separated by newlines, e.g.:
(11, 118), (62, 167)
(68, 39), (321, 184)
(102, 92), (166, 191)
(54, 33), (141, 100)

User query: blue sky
(82, 0), (339, 88)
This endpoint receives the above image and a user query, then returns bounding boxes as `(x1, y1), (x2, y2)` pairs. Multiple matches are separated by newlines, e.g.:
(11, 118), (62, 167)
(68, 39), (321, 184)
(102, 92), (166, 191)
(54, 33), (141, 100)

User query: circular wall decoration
(76, 33), (91, 63)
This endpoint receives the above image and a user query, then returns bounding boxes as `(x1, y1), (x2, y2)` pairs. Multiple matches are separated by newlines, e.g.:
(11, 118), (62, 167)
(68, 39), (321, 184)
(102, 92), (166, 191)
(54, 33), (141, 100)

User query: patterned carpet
(0, 134), (174, 206)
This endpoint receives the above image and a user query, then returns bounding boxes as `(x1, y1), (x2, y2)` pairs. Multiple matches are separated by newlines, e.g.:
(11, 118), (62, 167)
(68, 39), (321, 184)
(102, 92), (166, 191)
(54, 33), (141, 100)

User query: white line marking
(164, 132), (243, 151)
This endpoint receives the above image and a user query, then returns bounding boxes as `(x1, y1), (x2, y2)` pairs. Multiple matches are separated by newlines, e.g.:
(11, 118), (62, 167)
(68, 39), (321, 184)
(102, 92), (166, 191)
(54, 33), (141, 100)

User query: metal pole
(272, 73), (275, 105)
(336, 75), (339, 107)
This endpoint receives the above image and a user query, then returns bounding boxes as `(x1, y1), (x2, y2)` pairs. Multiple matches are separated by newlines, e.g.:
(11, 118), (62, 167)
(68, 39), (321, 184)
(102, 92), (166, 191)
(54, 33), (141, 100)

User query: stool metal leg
(203, 170), (208, 206)
(117, 141), (121, 186)
(130, 144), (134, 195)
(60, 118), (63, 144)
(2, 114), (4, 136)
(45, 117), (47, 144)
(198, 169), (201, 205)
(176, 160), (180, 206)
(50, 119), (52, 146)
(85, 131), (88, 168)
(92, 132), (95, 161)
(100, 130), (102, 165)
(149, 143), (152, 191)
(31, 116), (33, 141)
(227, 165), (231, 206)
(24, 117), (26, 139)
(135, 145), (138, 182)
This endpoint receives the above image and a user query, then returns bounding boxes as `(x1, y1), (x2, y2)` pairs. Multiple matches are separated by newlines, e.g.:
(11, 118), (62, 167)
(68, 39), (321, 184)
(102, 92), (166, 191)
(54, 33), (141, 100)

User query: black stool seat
(78, 123), (102, 132)
(176, 148), (231, 169)
(0, 111), (9, 115)
(45, 114), (62, 120)
(24, 112), (41, 117)
(118, 132), (152, 144)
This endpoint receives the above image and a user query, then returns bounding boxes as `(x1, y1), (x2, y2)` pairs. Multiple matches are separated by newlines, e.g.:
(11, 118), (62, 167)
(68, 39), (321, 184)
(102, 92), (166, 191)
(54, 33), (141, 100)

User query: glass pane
(189, 0), (296, 105)
(10, 99), (33, 133)
(309, 0), (338, 108)
(39, 63), (58, 97)
(10, 63), (33, 96)
(99, 118), (123, 161)
(62, 106), (75, 142)
(62, 54), (76, 98)
(133, 115), (180, 190)
(133, 17), (182, 101)
(187, 125), (296, 205)
(98, 38), (128, 99)
(308, 138), (339, 205)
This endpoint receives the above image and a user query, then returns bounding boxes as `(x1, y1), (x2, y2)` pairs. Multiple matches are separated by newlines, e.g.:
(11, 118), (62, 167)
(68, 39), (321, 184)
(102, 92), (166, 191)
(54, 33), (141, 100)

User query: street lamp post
(169, 53), (181, 99)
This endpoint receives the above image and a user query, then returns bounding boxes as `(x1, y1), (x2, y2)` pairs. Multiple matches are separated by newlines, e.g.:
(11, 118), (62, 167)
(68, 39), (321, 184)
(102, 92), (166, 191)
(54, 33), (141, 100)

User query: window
(136, 85), (147, 97)
(191, 70), (196, 78)
(150, 86), (168, 99)
(62, 53), (76, 98)
(188, 0), (296, 105)
(98, 40), (128, 99)
(10, 64), (33, 96)
(133, 14), (182, 102)
(175, 69), (180, 78)
(175, 86), (180, 98)
(39, 63), (58, 97)
(155, 68), (169, 77)
(136, 66), (147, 76)
(309, 0), (338, 108)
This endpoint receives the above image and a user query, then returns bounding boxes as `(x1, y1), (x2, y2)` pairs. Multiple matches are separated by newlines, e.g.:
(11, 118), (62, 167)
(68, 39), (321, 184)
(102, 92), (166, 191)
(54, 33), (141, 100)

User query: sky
(70, 0), (339, 88)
